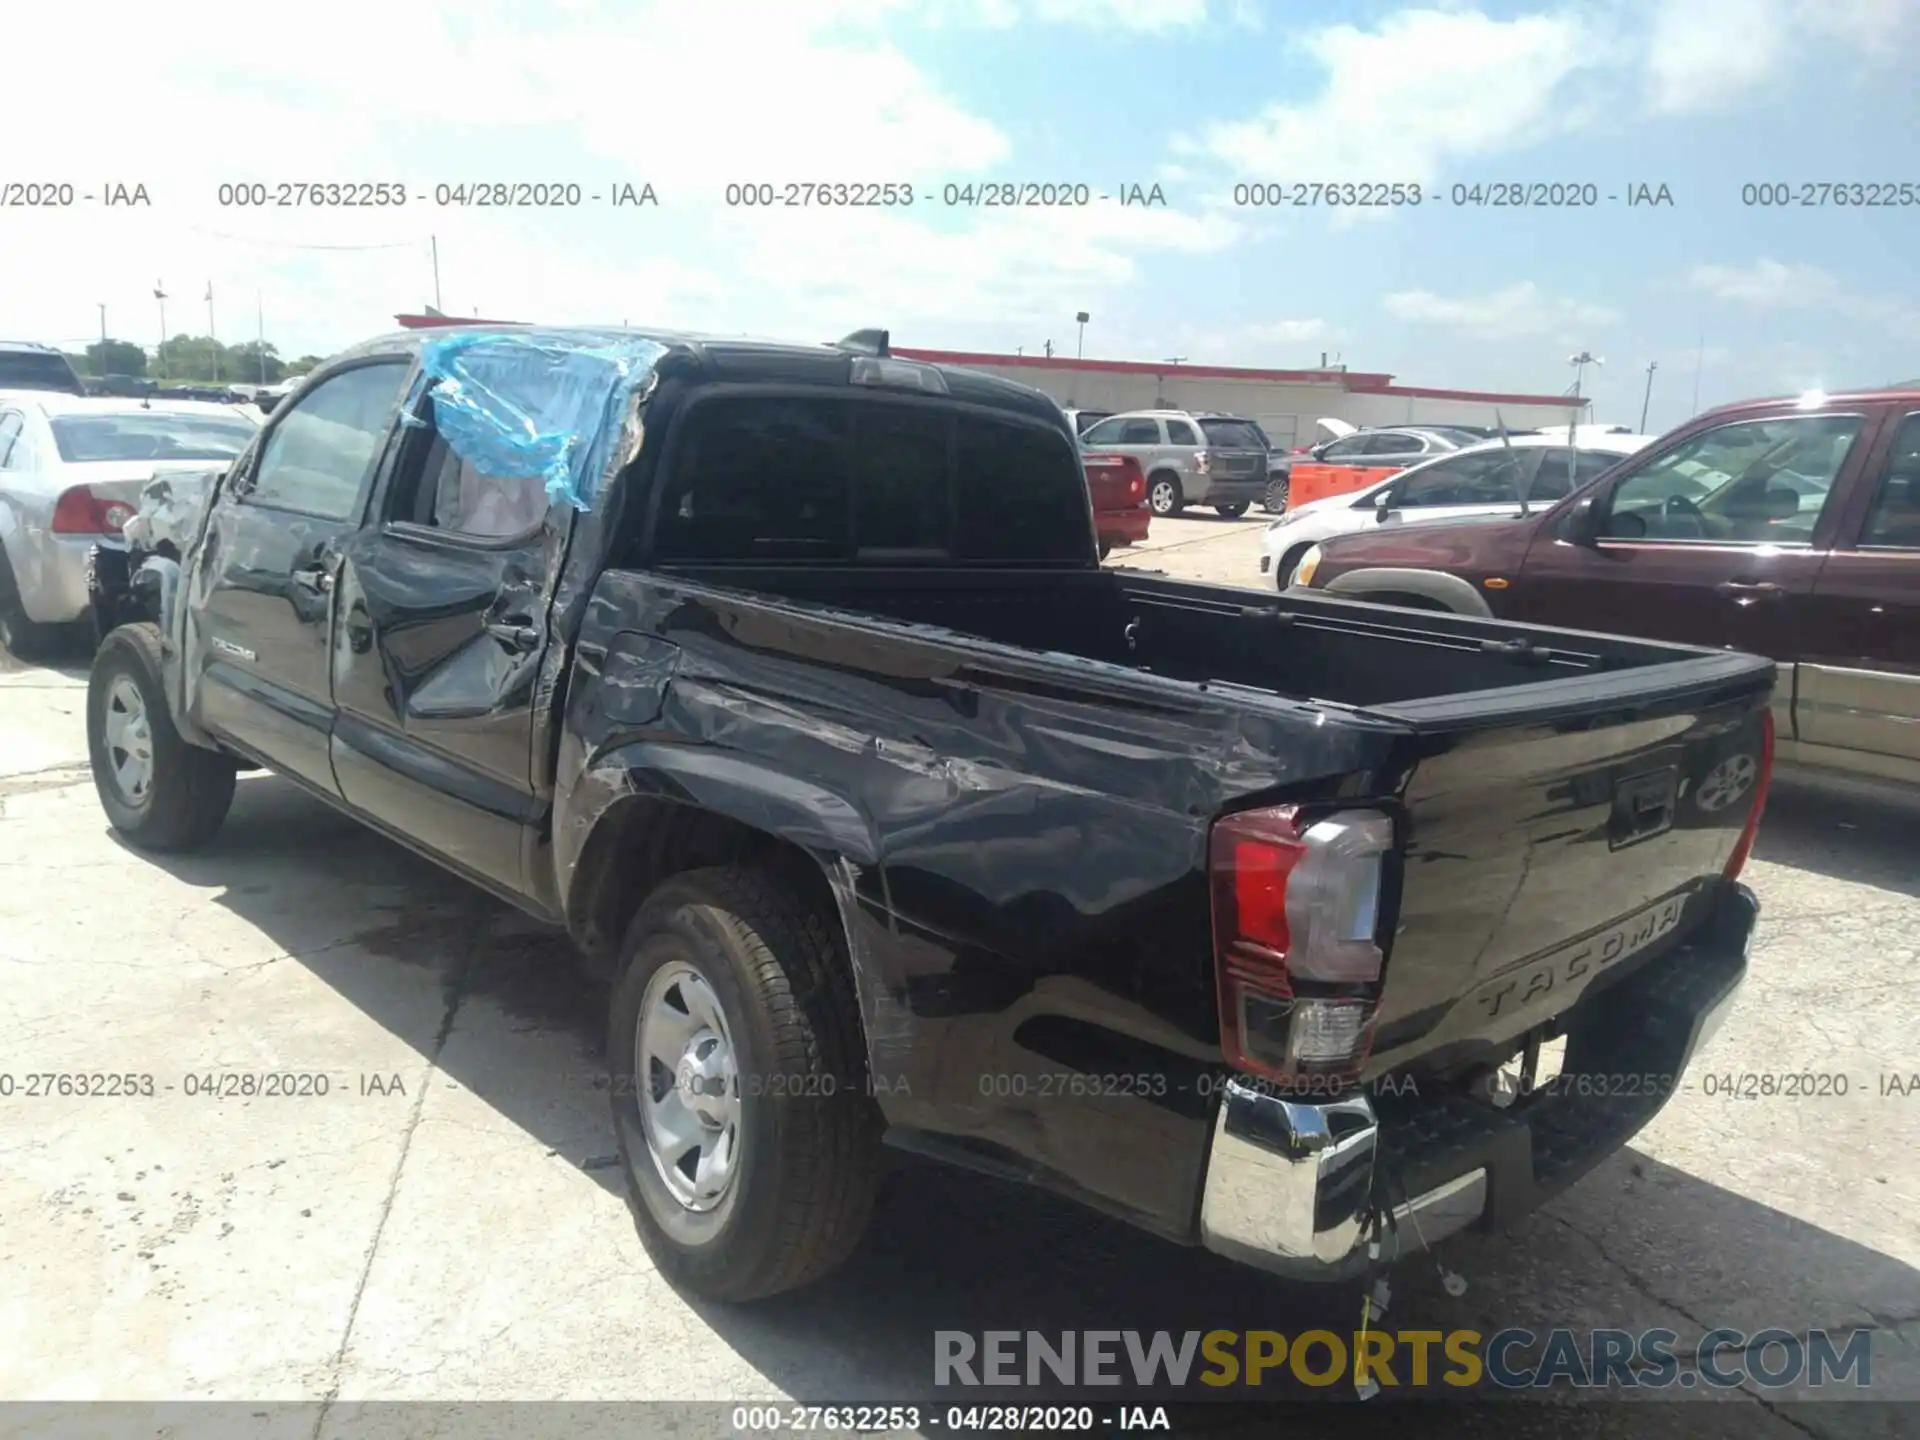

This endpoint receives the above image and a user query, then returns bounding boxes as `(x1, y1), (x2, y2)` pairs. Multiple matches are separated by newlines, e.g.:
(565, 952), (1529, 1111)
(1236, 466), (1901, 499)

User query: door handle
(1715, 580), (1783, 600)
(485, 621), (540, 652)
(291, 565), (333, 594)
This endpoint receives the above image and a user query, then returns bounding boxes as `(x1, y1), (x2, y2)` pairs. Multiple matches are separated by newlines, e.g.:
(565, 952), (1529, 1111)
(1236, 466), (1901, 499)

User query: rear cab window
(0, 350), (84, 394)
(653, 394), (1091, 566)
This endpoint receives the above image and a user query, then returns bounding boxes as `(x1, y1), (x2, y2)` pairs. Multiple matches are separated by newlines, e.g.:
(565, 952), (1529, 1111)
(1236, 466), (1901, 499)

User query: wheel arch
(1319, 566), (1494, 617)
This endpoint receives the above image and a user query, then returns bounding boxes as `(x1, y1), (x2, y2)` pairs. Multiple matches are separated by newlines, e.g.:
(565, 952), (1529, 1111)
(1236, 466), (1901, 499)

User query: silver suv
(1078, 409), (1268, 516)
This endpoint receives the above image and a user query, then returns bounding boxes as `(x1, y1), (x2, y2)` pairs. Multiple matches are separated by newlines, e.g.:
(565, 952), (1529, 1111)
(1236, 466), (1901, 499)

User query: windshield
(1197, 418), (1264, 449)
(50, 411), (258, 463)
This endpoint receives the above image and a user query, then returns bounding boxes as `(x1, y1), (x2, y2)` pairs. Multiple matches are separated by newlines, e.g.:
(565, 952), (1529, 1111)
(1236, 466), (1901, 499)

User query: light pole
(1075, 310), (1089, 359)
(1567, 350), (1602, 440)
(1639, 360), (1658, 433)
(97, 303), (107, 348)
(207, 282), (219, 382)
(153, 283), (169, 379)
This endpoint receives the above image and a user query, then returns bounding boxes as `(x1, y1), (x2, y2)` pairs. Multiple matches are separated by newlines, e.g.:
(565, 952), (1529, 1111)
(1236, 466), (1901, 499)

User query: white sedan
(0, 392), (260, 654)
(1260, 430), (1654, 588)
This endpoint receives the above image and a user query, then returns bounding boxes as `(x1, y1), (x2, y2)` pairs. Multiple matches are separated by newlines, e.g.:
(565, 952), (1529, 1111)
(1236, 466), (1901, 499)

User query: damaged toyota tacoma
(86, 323), (1772, 1301)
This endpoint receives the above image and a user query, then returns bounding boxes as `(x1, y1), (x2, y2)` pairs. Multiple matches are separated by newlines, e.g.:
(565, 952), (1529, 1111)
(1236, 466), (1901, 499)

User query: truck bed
(612, 562), (1774, 1091)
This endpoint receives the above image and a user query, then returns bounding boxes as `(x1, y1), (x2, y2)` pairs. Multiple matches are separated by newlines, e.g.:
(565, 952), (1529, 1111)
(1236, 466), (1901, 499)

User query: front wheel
(1274, 543), (1315, 589)
(87, 622), (236, 850)
(1147, 474), (1184, 516)
(609, 865), (883, 1301)
(1216, 502), (1250, 518)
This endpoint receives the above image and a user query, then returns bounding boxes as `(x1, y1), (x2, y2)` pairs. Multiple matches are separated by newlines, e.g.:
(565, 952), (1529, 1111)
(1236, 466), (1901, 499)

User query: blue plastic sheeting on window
(412, 329), (668, 512)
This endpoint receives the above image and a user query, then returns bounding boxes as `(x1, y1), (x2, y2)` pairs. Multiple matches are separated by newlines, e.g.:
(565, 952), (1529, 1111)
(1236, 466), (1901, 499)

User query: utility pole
(1044, 339), (1054, 358)
(1075, 311), (1088, 359)
(207, 282), (219, 381)
(1639, 360), (1658, 432)
(431, 235), (443, 311)
(97, 303), (107, 349)
(153, 283), (169, 379)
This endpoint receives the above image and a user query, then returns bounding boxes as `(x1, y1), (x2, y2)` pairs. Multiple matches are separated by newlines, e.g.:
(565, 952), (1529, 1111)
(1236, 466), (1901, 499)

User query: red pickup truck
(1084, 451), (1151, 559)
(1293, 387), (1920, 792)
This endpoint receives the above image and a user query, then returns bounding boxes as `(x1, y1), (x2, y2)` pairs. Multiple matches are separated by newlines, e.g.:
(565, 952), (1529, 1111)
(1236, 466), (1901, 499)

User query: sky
(6, 0), (1917, 433)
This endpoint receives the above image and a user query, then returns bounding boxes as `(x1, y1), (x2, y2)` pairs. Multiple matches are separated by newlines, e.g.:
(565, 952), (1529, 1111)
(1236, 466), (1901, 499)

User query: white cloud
(1645, 0), (1918, 114)
(964, 0), (1213, 28)
(1687, 259), (1842, 307)
(1183, 10), (1605, 190)
(1384, 282), (1620, 340)
(1170, 318), (1339, 365)
(2, 0), (1230, 359)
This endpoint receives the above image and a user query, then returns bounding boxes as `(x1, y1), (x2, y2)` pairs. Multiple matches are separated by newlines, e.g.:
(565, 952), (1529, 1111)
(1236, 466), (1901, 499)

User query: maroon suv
(1294, 389), (1920, 790)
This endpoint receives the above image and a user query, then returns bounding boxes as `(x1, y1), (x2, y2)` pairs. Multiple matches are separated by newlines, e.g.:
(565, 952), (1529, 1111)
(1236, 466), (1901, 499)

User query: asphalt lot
(2, 518), (1916, 1437)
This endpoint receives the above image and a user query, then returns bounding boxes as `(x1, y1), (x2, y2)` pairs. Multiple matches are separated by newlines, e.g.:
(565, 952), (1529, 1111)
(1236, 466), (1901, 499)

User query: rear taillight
(1209, 805), (1395, 1090)
(51, 487), (134, 535)
(1129, 474), (1145, 502)
(1721, 708), (1775, 882)
(1194, 449), (1211, 474)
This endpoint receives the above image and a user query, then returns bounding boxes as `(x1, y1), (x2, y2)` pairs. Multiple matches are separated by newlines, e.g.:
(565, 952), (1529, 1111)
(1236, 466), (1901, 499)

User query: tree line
(65, 336), (330, 386)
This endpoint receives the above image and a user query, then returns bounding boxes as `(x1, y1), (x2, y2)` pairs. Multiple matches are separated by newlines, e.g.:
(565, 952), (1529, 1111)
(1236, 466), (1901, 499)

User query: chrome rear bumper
(1199, 1085), (1488, 1280)
(1198, 883), (1756, 1281)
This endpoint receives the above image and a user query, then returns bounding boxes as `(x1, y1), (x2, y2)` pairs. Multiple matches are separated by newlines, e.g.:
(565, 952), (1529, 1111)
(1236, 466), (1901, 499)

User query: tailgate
(1365, 650), (1774, 1074)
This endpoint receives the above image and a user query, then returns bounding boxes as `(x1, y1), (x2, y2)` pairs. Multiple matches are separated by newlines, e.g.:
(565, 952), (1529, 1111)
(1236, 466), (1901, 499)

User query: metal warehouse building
(890, 348), (1590, 449)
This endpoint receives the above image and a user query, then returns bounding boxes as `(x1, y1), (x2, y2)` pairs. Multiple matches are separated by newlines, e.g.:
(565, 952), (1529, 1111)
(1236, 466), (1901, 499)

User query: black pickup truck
(85, 323), (1772, 1302)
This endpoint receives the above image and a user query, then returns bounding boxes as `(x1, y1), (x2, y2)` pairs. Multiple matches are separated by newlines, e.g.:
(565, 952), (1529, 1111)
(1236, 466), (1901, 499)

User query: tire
(608, 865), (883, 1302)
(1147, 472), (1184, 516)
(1215, 502), (1250, 518)
(1262, 476), (1289, 513)
(1275, 543), (1314, 590)
(0, 550), (61, 660)
(87, 622), (236, 851)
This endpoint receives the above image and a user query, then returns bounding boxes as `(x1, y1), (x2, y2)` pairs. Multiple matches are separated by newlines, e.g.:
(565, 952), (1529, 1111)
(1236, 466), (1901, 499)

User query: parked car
(1077, 408), (1268, 516)
(0, 342), (87, 397)
(1261, 416), (1358, 513)
(87, 322), (1770, 1304)
(0, 392), (260, 655)
(1062, 407), (1113, 437)
(1082, 451), (1150, 559)
(1285, 426), (1472, 510)
(1291, 387), (1920, 790)
(1261, 431), (1653, 588)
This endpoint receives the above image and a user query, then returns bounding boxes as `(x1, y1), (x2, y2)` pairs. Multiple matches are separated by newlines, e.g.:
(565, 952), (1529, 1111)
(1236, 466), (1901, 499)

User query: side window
(1529, 449), (1581, 500)
(1165, 418), (1199, 446)
(248, 363), (411, 521)
(1322, 436), (1369, 460)
(1081, 416), (1128, 447)
(1118, 418), (1162, 445)
(1860, 413), (1920, 550)
(1362, 432), (1417, 457)
(1396, 450), (1529, 506)
(1600, 413), (1863, 544)
(0, 412), (21, 468)
(388, 395), (551, 540)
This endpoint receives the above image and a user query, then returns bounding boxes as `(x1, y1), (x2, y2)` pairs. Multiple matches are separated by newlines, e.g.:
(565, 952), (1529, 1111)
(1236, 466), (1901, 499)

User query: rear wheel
(1147, 473), (1184, 516)
(1262, 476), (1289, 513)
(1215, 502), (1250, 518)
(88, 623), (236, 850)
(609, 865), (883, 1301)
(0, 551), (60, 659)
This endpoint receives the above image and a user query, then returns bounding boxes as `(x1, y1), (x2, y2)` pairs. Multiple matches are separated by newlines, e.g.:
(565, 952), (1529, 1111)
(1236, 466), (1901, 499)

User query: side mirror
(1565, 492), (1603, 545)
(1373, 490), (1396, 521)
